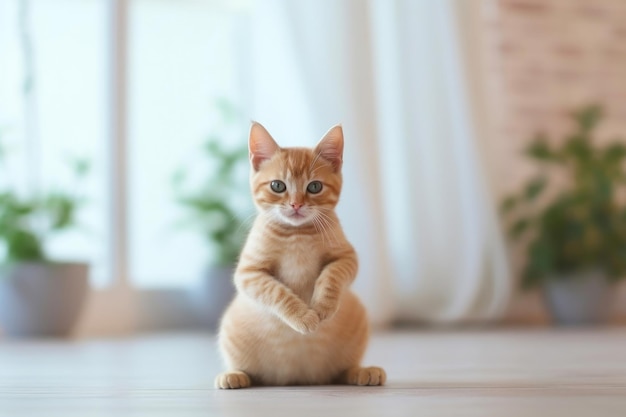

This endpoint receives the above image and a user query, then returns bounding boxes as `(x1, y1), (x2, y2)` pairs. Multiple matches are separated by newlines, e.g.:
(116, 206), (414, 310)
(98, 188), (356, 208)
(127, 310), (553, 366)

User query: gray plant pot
(190, 265), (235, 330)
(0, 262), (89, 337)
(543, 270), (612, 325)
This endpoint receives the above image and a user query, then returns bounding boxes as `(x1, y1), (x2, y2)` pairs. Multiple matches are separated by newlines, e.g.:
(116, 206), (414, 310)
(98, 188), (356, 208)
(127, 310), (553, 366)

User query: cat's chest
(275, 240), (324, 301)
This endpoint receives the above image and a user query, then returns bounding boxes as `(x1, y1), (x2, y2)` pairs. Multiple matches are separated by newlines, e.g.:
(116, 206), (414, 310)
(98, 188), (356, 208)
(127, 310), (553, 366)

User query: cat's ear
(249, 122), (280, 171)
(315, 124), (344, 172)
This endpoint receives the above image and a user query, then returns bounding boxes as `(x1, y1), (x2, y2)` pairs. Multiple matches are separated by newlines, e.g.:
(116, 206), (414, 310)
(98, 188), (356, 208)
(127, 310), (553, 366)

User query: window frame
(78, 0), (200, 336)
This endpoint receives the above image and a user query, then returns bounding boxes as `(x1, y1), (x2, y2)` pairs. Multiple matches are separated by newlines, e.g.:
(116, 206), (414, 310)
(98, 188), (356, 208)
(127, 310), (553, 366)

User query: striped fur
(215, 123), (386, 388)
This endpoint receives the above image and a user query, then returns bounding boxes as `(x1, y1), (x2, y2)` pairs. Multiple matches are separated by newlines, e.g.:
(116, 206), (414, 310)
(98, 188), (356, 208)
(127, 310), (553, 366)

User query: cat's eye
(270, 180), (286, 193)
(307, 181), (323, 194)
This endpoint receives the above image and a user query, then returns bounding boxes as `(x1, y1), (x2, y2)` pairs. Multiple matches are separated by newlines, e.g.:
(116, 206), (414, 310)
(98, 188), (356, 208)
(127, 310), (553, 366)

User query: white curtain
(249, 0), (511, 326)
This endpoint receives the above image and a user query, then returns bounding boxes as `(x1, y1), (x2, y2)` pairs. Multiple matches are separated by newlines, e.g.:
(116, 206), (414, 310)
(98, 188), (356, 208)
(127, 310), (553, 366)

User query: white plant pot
(190, 265), (235, 330)
(0, 262), (89, 337)
(543, 270), (612, 325)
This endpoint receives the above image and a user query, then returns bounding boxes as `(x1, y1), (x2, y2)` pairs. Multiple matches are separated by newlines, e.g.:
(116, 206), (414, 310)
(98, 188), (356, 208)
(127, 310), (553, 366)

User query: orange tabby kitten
(215, 122), (386, 389)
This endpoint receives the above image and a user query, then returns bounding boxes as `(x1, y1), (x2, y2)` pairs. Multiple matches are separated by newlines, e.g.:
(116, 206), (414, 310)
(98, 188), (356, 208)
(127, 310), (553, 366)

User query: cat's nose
(290, 202), (303, 211)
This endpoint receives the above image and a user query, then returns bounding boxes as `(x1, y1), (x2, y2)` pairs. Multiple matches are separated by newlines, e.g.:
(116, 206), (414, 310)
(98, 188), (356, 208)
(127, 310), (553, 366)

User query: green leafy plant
(0, 133), (89, 263)
(501, 105), (626, 289)
(173, 99), (251, 267)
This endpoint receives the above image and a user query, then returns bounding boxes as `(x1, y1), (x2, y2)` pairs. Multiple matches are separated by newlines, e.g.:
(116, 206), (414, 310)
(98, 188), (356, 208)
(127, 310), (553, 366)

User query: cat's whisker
(315, 207), (337, 226)
(319, 214), (337, 246)
(315, 208), (337, 222)
(234, 211), (258, 235)
(321, 217), (341, 246)
(309, 165), (324, 177)
(308, 150), (323, 173)
(311, 216), (328, 246)
(314, 211), (339, 246)
(316, 216), (334, 247)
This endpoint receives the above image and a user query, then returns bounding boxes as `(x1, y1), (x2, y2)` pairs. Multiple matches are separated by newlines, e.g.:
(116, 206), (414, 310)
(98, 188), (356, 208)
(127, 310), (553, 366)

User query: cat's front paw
(311, 299), (339, 321)
(286, 309), (320, 334)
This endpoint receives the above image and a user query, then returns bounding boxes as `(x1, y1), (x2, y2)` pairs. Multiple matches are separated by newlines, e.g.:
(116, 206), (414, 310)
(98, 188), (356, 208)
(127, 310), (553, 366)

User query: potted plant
(0, 137), (90, 337)
(501, 105), (626, 325)
(173, 99), (251, 329)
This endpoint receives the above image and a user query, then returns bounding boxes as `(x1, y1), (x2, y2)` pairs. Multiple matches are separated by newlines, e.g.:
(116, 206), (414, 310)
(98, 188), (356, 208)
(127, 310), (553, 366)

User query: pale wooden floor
(1, 329), (626, 416)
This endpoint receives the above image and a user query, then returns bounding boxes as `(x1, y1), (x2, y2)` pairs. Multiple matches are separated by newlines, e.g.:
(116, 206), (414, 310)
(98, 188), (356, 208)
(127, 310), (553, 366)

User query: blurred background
(1, 0), (626, 338)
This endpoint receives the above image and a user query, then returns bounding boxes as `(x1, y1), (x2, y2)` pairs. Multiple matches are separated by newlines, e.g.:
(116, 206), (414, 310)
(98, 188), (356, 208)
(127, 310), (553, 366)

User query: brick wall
(479, 0), (626, 322)
(482, 0), (626, 197)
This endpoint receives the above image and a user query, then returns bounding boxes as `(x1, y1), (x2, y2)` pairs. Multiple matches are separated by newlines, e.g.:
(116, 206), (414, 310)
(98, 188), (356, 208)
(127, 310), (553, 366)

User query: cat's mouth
(286, 212), (308, 223)
(279, 208), (311, 225)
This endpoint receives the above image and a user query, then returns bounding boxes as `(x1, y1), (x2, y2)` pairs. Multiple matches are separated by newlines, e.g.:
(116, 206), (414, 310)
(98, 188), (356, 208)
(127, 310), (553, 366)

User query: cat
(215, 122), (386, 389)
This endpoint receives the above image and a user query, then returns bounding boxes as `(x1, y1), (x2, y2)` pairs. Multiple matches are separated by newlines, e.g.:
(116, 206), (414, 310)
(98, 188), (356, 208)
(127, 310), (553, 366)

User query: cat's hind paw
(342, 366), (387, 386)
(215, 370), (251, 389)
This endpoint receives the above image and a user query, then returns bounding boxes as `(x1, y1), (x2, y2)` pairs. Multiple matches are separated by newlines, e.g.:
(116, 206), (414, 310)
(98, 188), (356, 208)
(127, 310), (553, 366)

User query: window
(0, 0), (252, 290)
(0, 0), (109, 285)
(128, 0), (251, 287)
